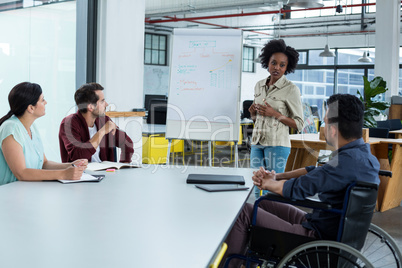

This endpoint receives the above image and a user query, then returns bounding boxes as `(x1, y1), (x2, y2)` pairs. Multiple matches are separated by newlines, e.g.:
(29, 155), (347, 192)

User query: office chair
(146, 98), (167, 124)
(144, 94), (166, 112)
(241, 100), (253, 119)
(368, 127), (389, 138)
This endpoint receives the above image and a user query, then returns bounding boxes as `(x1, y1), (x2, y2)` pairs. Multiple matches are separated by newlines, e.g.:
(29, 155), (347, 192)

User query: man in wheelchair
(221, 94), (381, 267)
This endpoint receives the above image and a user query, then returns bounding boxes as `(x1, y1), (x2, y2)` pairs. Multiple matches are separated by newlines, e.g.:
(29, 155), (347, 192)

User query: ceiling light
(320, 26), (335, 57)
(358, 51), (372, 63)
(319, 44), (335, 57)
(287, 0), (324, 8)
(358, 34), (372, 63)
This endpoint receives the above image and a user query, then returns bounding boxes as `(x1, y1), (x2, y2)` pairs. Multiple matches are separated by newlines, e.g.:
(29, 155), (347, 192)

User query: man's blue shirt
(282, 138), (380, 239)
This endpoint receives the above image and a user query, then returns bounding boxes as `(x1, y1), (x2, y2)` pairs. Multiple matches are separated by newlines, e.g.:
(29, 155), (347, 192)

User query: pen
(72, 164), (78, 167)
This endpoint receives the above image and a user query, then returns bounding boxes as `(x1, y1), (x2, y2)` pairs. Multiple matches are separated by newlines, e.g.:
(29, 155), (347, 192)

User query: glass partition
(0, 0), (76, 161)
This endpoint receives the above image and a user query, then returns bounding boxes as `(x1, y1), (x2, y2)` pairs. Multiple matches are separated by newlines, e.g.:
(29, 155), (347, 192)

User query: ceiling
(144, 0), (378, 47)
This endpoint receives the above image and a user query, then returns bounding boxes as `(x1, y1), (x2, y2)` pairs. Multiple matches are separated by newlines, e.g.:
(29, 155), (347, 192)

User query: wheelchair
(223, 170), (402, 268)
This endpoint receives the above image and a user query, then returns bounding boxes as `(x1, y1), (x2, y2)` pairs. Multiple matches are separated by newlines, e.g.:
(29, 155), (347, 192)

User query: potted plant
(357, 76), (390, 128)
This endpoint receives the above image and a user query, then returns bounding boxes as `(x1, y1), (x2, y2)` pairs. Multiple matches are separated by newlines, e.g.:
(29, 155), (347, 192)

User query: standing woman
(249, 39), (304, 198)
(0, 82), (88, 186)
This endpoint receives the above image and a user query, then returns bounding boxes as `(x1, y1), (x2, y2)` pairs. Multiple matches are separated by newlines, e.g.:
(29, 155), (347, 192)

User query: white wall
(97, 0), (146, 163)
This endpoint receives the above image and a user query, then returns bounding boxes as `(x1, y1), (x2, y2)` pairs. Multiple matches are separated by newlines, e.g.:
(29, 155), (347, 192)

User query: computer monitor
(144, 94), (167, 111)
(146, 98), (168, 124)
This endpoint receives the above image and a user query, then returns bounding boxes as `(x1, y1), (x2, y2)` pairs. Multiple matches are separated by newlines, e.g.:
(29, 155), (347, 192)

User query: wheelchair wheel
(277, 240), (374, 268)
(361, 223), (402, 268)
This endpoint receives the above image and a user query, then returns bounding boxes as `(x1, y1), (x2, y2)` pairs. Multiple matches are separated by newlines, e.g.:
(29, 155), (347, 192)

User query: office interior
(0, 0), (401, 266)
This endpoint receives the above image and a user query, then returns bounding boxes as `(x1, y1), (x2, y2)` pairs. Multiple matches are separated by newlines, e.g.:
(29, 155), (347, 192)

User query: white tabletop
(0, 165), (254, 268)
(142, 123), (166, 134)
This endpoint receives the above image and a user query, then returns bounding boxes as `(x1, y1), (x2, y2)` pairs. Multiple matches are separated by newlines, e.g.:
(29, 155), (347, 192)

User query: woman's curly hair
(259, 39), (299, 75)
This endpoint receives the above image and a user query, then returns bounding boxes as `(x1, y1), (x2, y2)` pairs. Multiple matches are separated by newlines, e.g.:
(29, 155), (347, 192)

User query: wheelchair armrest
(260, 192), (332, 210)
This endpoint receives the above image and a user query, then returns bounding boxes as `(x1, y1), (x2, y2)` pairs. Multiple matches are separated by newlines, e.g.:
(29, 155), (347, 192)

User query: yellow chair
(212, 127), (243, 166)
(142, 135), (184, 164)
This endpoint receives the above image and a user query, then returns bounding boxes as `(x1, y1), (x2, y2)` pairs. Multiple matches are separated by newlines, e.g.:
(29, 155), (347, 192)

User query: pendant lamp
(358, 51), (372, 63)
(358, 34), (372, 63)
(319, 27), (335, 57)
(319, 44), (335, 57)
(287, 0), (324, 8)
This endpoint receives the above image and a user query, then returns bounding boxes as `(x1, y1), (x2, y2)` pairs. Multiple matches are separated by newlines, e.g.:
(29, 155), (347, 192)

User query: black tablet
(195, 184), (249, 192)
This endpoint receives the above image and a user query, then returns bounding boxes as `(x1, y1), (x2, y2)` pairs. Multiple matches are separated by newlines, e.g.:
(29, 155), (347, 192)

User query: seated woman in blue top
(0, 82), (88, 186)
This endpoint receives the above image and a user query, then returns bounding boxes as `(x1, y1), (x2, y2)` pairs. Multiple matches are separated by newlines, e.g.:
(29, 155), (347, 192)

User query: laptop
(186, 174), (245, 185)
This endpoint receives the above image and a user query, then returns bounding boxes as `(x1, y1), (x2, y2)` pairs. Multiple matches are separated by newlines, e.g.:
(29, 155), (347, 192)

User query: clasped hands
(249, 101), (277, 117)
(252, 166), (276, 190)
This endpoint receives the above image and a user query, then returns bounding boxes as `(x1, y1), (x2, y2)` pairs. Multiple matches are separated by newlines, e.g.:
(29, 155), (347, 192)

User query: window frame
(242, 45), (255, 73)
(144, 32), (168, 66)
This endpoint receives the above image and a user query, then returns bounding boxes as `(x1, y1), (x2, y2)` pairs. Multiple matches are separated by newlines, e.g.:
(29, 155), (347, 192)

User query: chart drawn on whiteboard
(169, 39), (238, 123)
(166, 29), (242, 142)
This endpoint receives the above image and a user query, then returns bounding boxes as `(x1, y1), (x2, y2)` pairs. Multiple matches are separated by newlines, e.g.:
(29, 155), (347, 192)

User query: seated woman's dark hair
(259, 39), (299, 74)
(0, 82), (42, 126)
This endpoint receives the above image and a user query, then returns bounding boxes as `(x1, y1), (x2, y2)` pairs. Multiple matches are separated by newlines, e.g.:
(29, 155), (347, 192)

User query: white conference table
(0, 165), (254, 268)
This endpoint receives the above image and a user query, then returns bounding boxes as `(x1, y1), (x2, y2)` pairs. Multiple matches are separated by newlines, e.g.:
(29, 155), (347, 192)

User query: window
(144, 33), (167, 65)
(242, 46), (255, 72)
(287, 48), (381, 120)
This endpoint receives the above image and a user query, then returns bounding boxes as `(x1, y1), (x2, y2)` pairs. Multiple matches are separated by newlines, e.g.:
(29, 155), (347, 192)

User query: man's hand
(101, 121), (117, 136)
(252, 167), (284, 196)
(252, 167), (276, 190)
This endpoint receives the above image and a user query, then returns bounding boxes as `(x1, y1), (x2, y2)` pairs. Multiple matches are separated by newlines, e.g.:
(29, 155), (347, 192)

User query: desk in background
(0, 166), (254, 268)
(286, 133), (402, 212)
(389, 129), (402, 139)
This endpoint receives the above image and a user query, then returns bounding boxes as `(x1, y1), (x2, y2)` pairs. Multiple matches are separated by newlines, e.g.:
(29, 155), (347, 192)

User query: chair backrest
(376, 120), (390, 129)
(241, 100), (253, 119)
(339, 182), (378, 250)
(368, 127), (389, 138)
(388, 119), (402, 130)
(146, 98), (167, 124)
(376, 119), (402, 131)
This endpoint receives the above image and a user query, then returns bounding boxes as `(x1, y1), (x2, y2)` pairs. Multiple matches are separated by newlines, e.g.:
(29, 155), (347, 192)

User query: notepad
(58, 174), (105, 184)
(186, 174), (245, 185)
(86, 161), (139, 171)
(195, 184), (249, 192)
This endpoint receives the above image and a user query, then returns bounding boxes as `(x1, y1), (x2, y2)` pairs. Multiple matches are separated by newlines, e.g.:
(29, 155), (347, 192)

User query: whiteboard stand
(234, 142), (239, 168)
(166, 139), (172, 165)
(208, 141), (212, 167)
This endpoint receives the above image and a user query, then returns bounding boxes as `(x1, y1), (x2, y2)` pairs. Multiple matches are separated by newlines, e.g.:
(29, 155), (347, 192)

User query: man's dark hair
(259, 39), (299, 74)
(326, 94), (364, 140)
(74, 82), (104, 113)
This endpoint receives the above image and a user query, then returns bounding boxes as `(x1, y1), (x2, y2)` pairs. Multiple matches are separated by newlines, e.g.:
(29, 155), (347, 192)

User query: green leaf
(364, 114), (377, 128)
(361, 76), (389, 124)
(370, 101), (390, 110)
(370, 76), (386, 89)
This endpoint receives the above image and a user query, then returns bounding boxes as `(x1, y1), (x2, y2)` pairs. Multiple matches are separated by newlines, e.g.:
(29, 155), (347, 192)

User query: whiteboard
(166, 29), (242, 141)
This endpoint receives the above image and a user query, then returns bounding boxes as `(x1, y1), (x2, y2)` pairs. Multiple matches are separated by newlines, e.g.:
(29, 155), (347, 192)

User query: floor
(170, 142), (402, 251)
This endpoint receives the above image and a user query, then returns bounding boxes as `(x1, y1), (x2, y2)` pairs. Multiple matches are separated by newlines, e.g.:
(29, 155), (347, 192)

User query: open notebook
(86, 161), (139, 171)
(58, 174), (105, 184)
